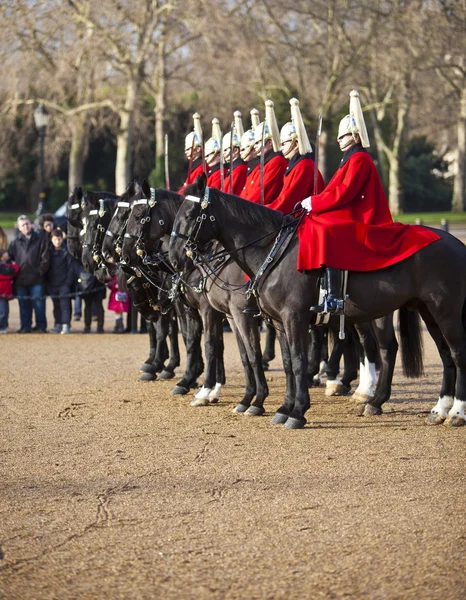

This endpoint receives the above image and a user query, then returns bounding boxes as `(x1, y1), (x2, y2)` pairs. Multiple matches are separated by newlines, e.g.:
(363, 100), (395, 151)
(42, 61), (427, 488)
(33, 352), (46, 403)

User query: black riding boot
(311, 268), (344, 315)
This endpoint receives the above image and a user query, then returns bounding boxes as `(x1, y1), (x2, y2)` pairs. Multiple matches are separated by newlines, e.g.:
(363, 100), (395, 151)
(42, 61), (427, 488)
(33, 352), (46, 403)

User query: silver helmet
(222, 131), (240, 152)
(337, 90), (370, 148)
(240, 129), (255, 160)
(204, 136), (220, 165)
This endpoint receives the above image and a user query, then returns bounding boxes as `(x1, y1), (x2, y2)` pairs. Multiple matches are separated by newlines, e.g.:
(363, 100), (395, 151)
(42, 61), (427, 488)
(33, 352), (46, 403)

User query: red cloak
(178, 160), (209, 193)
(225, 161), (248, 195)
(268, 155), (325, 215)
(297, 149), (440, 271)
(241, 152), (288, 205)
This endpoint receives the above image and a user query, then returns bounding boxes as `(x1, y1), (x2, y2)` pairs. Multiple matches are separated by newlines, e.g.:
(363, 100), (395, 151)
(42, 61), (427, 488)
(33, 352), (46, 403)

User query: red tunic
(241, 152), (288, 205)
(225, 160), (248, 195)
(178, 159), (209, 193)
(297, 148), (441, 271)
(206, 164), (224, 190)
(268, 154), (325, 215)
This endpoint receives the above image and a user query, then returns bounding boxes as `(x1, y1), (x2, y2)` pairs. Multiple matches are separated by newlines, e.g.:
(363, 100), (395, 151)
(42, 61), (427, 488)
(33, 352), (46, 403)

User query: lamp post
(33, 103), (49, 219)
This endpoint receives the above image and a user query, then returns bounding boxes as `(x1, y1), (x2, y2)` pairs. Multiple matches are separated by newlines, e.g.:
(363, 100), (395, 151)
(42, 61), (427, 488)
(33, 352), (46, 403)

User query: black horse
(169, 175), (466, 429)
(121, 181), (271, 414)
(101, 180), (204, 393)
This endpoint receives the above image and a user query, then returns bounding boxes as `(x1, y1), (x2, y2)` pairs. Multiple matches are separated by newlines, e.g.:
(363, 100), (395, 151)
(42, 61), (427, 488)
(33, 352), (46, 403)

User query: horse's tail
(398, 306), (424, 378)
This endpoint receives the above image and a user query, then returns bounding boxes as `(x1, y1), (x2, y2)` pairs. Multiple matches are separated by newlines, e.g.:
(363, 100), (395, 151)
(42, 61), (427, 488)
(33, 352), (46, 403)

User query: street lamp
(33, 103), (49, 219)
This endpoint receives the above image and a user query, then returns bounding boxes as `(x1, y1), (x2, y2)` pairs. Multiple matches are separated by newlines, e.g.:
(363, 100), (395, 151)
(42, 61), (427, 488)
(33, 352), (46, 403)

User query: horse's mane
(183, 181), (284, 231)
(216, 189), (283, 231)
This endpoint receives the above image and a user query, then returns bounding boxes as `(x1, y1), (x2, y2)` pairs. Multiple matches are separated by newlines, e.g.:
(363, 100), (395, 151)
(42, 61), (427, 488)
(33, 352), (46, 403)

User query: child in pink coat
(107, 275), (130, 333)
(0, 249), (20, 333)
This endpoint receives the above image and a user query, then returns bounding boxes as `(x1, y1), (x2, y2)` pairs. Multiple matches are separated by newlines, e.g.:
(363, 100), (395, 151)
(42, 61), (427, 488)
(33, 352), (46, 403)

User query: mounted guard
(268, 97), (325, 215)
(204, 118), (223, 190)
(179, 113), (208, 193)
(298, 90), (441, 315)
(240, 100), (287, 205)
(223, 111), (248, 195)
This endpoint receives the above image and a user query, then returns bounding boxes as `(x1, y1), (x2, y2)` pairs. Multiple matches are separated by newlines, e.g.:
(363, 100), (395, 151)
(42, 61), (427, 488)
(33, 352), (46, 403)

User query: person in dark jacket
(8, 215), (50, 333)
(45, 228), (76, 334)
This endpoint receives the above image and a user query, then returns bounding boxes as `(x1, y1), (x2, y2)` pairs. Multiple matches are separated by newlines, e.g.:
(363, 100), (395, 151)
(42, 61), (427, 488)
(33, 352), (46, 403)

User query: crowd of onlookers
(0, 214), (132, 334)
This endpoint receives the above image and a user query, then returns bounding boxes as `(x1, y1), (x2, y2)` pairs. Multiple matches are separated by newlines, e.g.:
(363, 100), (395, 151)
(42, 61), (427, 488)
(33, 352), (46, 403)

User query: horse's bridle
(170, 186), (216, 261)
(104, 201), (132, 259)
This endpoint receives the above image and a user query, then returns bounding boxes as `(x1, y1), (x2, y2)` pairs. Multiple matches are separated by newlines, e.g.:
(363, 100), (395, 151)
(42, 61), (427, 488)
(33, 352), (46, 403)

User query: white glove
(301, 196), (312, 212)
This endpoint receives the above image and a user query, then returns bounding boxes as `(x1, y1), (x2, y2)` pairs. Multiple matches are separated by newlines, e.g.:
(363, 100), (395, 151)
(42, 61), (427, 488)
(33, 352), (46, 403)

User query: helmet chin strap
(339, 136), (357, 152)
(282, 140), (298, 159)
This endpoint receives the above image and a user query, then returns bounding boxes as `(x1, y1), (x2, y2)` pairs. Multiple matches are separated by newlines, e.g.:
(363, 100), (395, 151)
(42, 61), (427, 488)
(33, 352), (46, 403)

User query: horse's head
(81, 195), (116, 272)
(66, 186), (85, 259)
(102, 180), (142, 264)
(169, 173), (220, 271)
(121, 181), (182, 265)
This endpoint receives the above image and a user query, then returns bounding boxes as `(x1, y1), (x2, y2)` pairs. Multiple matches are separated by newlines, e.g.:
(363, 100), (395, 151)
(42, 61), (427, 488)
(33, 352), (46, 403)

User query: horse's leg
(139, 321), (158, 381)
(325, 325), (351, 396)
(352, 323), (378, 405)
(159, 311), (180, 380)
(171, 312), (204, 395)
(151, 314), (170, 374)
(231, 309), (269, 416)
(209, 320), (225, 403)
(362, 315), (398, 416)
(229, 317), (258, 414)
(191, 306), (224, 406)
(415, 304), (457, 425)
(307, 326), (324, 387)
(283, 314), (311, 429)
(262, 322), (276, 369)
(340, 325), (360, 391)
(271, 327), (297, 425)
(424, 303), (466, 427)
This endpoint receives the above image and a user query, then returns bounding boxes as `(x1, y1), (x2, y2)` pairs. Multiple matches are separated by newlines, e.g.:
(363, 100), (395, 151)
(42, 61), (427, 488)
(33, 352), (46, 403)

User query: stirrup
(311, 294), (344, 316)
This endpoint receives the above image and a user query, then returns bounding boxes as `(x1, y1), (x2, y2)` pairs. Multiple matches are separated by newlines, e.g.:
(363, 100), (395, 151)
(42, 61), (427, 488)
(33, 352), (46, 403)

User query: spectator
(38, 213), (55, 241)
(45, 228), (76, 334)
(0, 248), (19, 334)
(8, 215), (50, 333)
(0, 226), (8, 252)
(107, 275), (130, 333)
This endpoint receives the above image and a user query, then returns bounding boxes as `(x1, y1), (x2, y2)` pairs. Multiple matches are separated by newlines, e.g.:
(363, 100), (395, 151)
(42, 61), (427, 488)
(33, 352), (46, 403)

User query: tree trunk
(115, 78), (138, 195)
(452, 80), (466, 212)
(68, 115), (89, 193)
(153, 35), (167, 188)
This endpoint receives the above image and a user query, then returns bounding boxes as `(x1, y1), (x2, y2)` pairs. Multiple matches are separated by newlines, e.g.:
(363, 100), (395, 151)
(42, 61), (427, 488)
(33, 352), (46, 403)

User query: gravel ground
(0, 300), (465, 600)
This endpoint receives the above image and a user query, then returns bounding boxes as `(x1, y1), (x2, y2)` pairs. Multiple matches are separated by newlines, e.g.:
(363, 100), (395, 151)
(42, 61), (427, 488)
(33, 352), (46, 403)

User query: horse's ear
(126, 179), (140, 199)
(86, 191), (97, 206)
(196, 173), (207, 196)
(142, 179), (151, 198)
(77, 187), (83, 199)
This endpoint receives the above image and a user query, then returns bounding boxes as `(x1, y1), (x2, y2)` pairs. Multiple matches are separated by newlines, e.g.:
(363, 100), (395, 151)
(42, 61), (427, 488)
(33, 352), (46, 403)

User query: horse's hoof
(139, 372), (157, 382)
(262, 361), (269, 371)
(190, 397), (209, 407)
(352, 392), (372, 405)
(426, 412), (446, 425)
(171, 385), (189, 395)
(234, 403), (249, 414)
(271, 412), (289, 425)
(325, 382), (350, 397)
(245, 405), (265, 416)
(284, 416), (307, 429)
(209, 397), (219, 404)
(158, 369), (175, 380)
(139, 363), (157, 374)
(443, 415), (465, 427)
(363, 404), (382, 417)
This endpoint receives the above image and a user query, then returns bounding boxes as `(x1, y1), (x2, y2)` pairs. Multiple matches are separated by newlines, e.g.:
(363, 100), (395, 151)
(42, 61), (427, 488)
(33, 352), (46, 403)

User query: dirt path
(1, 303), (465, 599)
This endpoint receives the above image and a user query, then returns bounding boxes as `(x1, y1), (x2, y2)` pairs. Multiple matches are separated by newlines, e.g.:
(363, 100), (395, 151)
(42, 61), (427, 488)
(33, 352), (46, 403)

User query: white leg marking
(354, 359), (377, 398)
(209, 383), (222, 403)
(447, 398), (466, 420)
(430, 395), (454, 419)
(195, 386), (211, 400)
